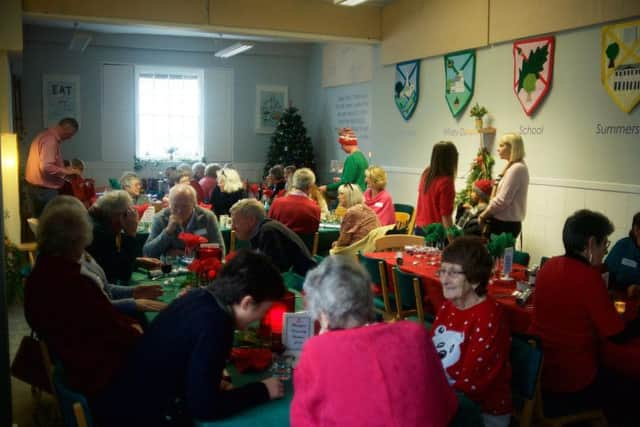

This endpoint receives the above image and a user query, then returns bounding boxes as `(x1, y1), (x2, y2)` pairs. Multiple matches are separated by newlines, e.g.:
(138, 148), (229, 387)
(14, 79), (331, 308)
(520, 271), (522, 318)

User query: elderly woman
(119, 172), (149, 206)
(531, 210), (640, 418)
(86, 190), (140, 283)
(479, 133), (529, 238)
(210, 167), (247, 217)
(363, 166), (396, 226)
(199, 163), (221, 203)
(143, 184), (224, 258)
(606, 212), (640, 295)
(430, 236), (512, 427)
(333, 183), (381, 248)
(191, 161), (206, 181)
(291, 256), (458, 427)
(24, 196), (142, 398)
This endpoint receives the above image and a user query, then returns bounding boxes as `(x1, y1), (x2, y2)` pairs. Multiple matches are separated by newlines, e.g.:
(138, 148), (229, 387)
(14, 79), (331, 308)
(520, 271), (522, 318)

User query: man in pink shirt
(25, 117), (81, 217)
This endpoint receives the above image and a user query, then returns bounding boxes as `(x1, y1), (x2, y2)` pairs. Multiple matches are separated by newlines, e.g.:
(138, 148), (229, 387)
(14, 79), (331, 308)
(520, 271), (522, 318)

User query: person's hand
(478, 213), (487, 226)
(121, 207), (139, 236)
(332, 177), (341, 183)
(628, 284), (640, 299)
(261, 377), (284, 400)
(135, 299), (168, 312)
(65, 167), (83, 177)
(318, 185), (327, 193)
(133, 284), (163, 299)
(166, 214), (181, 235)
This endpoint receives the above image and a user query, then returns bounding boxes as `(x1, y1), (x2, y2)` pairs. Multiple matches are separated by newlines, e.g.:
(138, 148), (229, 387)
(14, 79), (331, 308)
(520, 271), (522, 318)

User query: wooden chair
(392, 267), (425, 322)
(393, 203), (416, 234)
(374, 234), (424, 252)
(229, 230), (251, 252)
(510, 334), (542, 427)
(358, 253), (395, 320)
(297, 231), (319, 256)
(52, 363), (93, 427)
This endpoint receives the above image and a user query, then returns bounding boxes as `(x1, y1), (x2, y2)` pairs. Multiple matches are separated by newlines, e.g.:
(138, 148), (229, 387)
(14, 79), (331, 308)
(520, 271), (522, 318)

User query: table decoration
(178, 232), (208, 258)
(187, 256), (223, 287)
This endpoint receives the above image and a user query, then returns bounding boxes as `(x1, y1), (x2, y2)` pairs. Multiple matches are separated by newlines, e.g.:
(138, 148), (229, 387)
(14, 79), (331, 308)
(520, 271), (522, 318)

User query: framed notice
(282, 311), (314, 355)
(255, 84), (288, 134)
(43, 74), (80, 128)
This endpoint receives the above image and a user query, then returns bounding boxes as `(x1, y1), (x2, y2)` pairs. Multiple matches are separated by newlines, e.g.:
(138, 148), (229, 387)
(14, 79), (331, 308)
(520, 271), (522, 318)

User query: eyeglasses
(436, 269), (466, 278)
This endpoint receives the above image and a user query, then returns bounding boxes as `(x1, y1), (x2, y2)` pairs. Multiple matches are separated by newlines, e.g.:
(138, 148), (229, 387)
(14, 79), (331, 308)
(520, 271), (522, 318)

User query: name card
(282, 312), (314, 355)
(502, 247), (514, 278)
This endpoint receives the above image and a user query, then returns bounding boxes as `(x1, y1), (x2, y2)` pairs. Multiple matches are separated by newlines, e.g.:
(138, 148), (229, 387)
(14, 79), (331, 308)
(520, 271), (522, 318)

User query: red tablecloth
(366, 252), (534, 333)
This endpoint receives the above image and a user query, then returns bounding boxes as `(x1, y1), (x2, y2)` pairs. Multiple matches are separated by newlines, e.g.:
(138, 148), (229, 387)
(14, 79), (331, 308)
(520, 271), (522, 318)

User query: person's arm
(142, 213), (174, 257)
(326, 154), (357, 191)
(40, 135), (75, 178)
(439, 178), (455, 234)
(582, 272), (628, 342)
(335, 211), (357, 247)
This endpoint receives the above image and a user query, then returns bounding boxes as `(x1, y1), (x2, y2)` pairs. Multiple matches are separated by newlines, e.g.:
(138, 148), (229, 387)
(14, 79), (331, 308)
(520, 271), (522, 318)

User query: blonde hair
(169, 184), (197, 205)
(230, 198), (265, 222)
(38, 196), (93, 255)
(338, 183), (364, 208)
(501, 133), (525, 162)
(365, 166), (387, 191)
(218, 168), (244, 193)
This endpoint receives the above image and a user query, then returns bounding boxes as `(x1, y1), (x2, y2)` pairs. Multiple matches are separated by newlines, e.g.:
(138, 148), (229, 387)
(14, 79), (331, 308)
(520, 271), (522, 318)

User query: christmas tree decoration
(264, 106), (316, 177)
(394, 60), (420, 120)
(513, 36), (555, 116)
(601, 19), (640, 113)
(455, 144), (494, 206)
(444, 50), (476, 117)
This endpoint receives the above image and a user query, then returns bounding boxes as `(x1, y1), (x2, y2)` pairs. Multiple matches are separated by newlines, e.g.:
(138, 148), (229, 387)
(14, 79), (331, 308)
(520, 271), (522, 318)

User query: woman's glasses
(436, 269), (465, 278)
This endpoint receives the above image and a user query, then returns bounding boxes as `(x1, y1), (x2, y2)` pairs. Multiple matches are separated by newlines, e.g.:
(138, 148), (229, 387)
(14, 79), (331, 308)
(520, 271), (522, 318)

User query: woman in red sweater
(415, 141), (458, 238)
(363, 166), (396, 226)
(431, 236), (512, 427)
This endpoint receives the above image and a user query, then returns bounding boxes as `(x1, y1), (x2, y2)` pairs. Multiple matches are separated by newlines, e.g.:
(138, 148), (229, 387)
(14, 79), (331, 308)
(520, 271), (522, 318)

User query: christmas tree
(455, 146), (494, 206)
(264, 106), (316, 176)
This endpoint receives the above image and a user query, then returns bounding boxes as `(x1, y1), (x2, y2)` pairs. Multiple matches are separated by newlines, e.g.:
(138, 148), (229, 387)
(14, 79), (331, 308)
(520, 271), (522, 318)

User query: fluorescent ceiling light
(68, 31), (92, 52)
(215, 42), (254, 58)
(334, 0), (368, 5)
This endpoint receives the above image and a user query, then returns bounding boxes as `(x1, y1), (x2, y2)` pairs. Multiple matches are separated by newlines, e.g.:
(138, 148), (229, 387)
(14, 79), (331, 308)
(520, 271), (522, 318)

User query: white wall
(312, 22), (640, 264)
(19, 25), (313, 185)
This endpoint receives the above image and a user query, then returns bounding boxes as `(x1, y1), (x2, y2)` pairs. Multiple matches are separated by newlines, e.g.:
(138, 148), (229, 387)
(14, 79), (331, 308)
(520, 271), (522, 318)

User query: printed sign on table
(282, 311), (314, 356)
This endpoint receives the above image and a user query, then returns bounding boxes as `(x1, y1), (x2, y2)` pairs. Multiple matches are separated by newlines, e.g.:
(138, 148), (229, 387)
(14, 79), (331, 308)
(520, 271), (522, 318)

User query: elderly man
(143, 184), (224, 258)
(119, 172), (150, 206)
(231, 199), (316, 276)
(268, 168), (320, 234)
(25, 117), (82, 217)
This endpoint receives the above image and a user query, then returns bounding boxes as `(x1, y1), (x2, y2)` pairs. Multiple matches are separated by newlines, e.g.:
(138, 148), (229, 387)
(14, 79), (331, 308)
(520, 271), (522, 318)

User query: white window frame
(134, 65), (205, 161)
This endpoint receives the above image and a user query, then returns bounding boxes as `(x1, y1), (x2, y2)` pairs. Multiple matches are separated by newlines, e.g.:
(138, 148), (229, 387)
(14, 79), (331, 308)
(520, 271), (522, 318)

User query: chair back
(393, 203), (416, 234)
(510, 334), (542, 427)
(297, 232), (319, 256)
(229, 230), (251, 252)
(392, 267), (425, 322)
(374, 234), (424, 252)
(283, 270), (306, 293)
(108, 178), (121, 190)
(330, 224), (395, 258)
(52, 363), (94, 427)
(540, 256), (550, 267)
(358, 253), (394, 318)
(514, 250), (531, 267)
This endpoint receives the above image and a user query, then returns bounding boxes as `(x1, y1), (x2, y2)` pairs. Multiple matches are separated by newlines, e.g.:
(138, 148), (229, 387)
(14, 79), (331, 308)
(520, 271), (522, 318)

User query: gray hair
(292, 168), (315, 192)
(38, 196), (93, 255)
(204, 163), (221, 178)
(177, 163), (192, 178)
(119, 171), (140, 190)
(229, 198), (265, 222)
(303, 256), (374, 329)
(169, 184), (197, 204)
(192, 162), (206, 176)
(338, 183), (364, 208)
(218, 167), (244, 193)
(93, 190), (133, 216)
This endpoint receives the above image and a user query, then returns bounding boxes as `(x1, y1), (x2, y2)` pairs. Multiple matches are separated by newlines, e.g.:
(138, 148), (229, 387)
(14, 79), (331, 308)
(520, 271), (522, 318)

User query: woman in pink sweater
(291, 256), (458, 427)
(364, 166), (396, 226)
(479, 133), (529, 238)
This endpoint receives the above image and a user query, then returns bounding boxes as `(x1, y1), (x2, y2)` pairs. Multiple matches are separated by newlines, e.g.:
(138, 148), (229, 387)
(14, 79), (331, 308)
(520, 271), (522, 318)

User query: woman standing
(364, 166), (396, 226)
(479, 133), (529, 238)
(415, 141), (458, 235)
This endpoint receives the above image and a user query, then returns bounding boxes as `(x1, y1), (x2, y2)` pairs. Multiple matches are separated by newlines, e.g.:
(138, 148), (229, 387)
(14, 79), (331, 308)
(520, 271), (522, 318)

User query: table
(366, 252), (533, 333)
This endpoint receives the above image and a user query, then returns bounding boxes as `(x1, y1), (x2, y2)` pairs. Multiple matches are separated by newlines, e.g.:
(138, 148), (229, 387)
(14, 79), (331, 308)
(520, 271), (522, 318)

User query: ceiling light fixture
(334, 0), (368, 6)
(214, 42), (254, 58)
(68, 22), (92, 53)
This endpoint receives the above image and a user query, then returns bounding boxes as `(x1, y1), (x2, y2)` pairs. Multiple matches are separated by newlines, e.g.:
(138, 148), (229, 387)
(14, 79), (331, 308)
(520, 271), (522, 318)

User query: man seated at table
(92, 250), (287, 427)
(143, 184), (225, 258)
(531, 210), (640, 420)
(292, 256), (458, 427)
(268, 168), (320, 234)
(605, 211), (640, 295)
(230, 198), (316, 276)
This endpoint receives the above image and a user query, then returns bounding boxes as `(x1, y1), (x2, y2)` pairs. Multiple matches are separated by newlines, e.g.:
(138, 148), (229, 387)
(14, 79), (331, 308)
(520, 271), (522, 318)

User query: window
(135, 66), (204, 160)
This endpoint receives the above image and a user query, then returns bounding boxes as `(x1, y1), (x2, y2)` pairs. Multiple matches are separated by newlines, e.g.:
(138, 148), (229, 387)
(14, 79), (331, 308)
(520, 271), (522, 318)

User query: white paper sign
(43, 74), (81, 127)
(282, 312), (314, 355)
(502, 247), (514, 278)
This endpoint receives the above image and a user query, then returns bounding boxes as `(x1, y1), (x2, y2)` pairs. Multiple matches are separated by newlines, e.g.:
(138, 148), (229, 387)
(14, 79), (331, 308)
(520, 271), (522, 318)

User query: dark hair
(422, 141), (458, 193)
(563, 209), (614, 256)
(269, 165), (285, 181)
(441, 236), (493, 296)
(58, 117), (79, 131)
(630, 212), (640, 239)
(208, 249), (285, 304)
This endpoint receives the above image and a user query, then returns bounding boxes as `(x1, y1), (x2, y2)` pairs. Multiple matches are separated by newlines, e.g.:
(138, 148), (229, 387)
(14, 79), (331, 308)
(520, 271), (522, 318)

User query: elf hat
(472, 179), (492, 201)
(338, 128), (358, 146)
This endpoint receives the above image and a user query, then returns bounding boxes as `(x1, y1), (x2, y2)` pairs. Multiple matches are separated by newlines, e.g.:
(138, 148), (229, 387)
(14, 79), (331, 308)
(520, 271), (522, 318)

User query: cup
(614, 301), (626, 315)
(271, 354), (292, 381)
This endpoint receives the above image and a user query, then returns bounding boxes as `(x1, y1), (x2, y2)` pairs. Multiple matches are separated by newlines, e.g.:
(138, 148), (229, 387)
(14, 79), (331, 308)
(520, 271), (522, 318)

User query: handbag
(10, 332), (53, 393)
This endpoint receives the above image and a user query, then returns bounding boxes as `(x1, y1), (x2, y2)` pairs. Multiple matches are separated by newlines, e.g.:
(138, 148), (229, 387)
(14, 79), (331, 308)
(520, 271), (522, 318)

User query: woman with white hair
(291, 256), (458, 427)
(332, 183), (381, 248)
(24, 196), (143, 398)
(119, 172), (149, 206)
(144, 184), (224, 257)
(210, 167), (247, 217)
(87, 190), (140, 283)
(479, 133), (529, 238)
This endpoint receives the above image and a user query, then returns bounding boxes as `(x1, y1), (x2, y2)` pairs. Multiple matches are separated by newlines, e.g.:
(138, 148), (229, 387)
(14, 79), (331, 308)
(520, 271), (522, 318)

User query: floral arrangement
(487, 233), (516, 258)
(178, 232), (208, 257)
(188, 256), (223, 282)
(469, 102), (488, 119)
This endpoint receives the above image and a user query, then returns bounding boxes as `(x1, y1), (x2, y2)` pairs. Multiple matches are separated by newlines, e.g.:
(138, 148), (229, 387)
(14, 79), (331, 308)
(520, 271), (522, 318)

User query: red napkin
(198, 202), (212, 210)
(263, 188), (274, 199)
(230, 348), (273, 373)
(133, 203), (150, 218)
(178, 232), (208, 249)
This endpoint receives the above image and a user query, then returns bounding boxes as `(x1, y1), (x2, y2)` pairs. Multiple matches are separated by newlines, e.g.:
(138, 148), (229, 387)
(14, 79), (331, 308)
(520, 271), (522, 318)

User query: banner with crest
(394, 60), (420, 121)
(513, 36), (555, 116)
(444, 50), (476, 117)
(602, 19), (640, 113)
